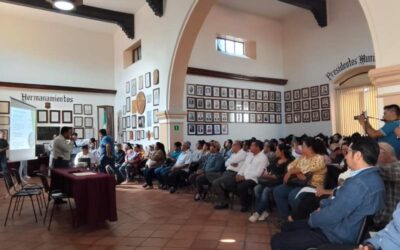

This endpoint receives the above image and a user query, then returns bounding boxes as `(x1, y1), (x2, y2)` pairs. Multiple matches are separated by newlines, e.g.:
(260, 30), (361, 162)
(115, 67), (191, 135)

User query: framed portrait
(236, 89), (242, 99)
(294, 113), (301, 123)
(49, 110), (60, 123)
(321, 97), (330, 109)
(126, 81), (130, 94)
(293, 101), (301, 112)
(221, 112), (228, 122)
(250, 102), (256, 111)
(221, 124), (229, 135)
(276, 92), (281, 101)
(213, 87), (220, 97)
(243, 113), (249, 123)
(197, 112), (204, 122)
(188, 124), (196, 135)
(310, 86), (319, 97)
(86, 128), (94, 139)
(236, 101), (242, 111)
(250, 90), (256, 100)
(243, 89), (250, 99)
(138, 116), (145, 128)
(228, 100), (235, 111)
(213, 112), (221, 122)
(145, 72), (151, 88)
(236, 113), (243, 123)
(302, 112), (311, 123)
(153, 126), (159, 140)
(187, 84), (195, 95)
(293, 89), (301, 100)
(0, 116), (9, 125)
(37, 110), (48, 123)
(135, 131), (140, 140)
(129, 131), (134, 141)
(301, 88), (310, 99)
(213, 99), (220, 110)
(146, 94), (152, 104)
(126, 116), (131, 128)
(131, 78), (137, 96)
(0, 101), (10, 114)
(263, 114), (269, 123)
(269, 91), (275, 101)
(311, 110), (320, 122)
(228, 88), (235, 98)
(267, 114), (273, 123)
(153, 88), (160, 106)
(205, 112), (213, 123)
(285, 113), (293, 124)
(139, 75), (144, 90)
(153, 69), (159, 85)
(205, 124), (213, 135)
(62, 110), (73, 123)
(188, 111), (196, 122)
(263, 102), (269, 112)
(320, 84), (329, 96)
(132, 114), (137, 128)
(73, 104), (82, 115)
(140, 130), (145, 139)
(84, 104), (93, 115)
(126, 97), (131, 112)
(243, 101), (249, 111)
(269, 102), (275, 112)
(204, 86), (212, 97)
(84, 117), (93, 128)
(214, 124), (221, 135)
(256, 91), (263, 100)
(263, 91), (269, 101)
(276, 114), (282, 124)
(74, 128), (84, 139)
(147, 109), (152, 126)
(311, 98), (320, 110)
(229, 113), (235, 123)
(302, 100), (310, 111)
(220, 87), (228, 98)
(197, 124), (204, 135)
(196, 85), (204, 96)
(256, 102), (263, 112)
(250, 113), (256, 123)
(197, 98), (205, 109)
(187, 97), (196, 109)
(205, 99), (212, 110)
(284, 91), (292, 101)
(153, 109), (159, 124)
(321, 109), (331, 121)
(122, 117), (126, 130)
(276, 103), (282, 113)
(285, 102), (292, 112)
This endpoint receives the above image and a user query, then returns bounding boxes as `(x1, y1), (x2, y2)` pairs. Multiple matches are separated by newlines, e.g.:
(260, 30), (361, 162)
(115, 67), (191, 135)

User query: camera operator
(357, 104), (400, 159)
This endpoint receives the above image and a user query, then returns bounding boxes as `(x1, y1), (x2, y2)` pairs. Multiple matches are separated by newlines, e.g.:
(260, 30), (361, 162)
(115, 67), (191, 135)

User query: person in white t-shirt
(74, 145), (97, 168)
(167, 141), (192, 193)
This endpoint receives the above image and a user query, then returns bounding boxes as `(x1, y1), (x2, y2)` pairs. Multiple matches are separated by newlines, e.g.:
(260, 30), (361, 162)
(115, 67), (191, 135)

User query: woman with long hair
(143, 142), (167, 189)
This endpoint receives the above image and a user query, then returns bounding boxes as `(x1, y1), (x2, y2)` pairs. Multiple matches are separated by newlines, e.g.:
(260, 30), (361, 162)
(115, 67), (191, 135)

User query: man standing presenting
(53, 127), (74, 168)
(98, 129), (115, 173)
(0, 130), (9, 174)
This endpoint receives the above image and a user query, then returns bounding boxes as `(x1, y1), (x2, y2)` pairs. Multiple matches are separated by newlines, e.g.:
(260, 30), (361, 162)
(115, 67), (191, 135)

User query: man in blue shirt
(271, 137), (385, 250)
(357, 104), (400, 158)
(98, 129), (115, 173)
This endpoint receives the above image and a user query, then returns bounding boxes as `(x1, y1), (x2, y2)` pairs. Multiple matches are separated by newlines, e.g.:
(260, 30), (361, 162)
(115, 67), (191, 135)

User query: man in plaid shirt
(374, 142), (400, 229)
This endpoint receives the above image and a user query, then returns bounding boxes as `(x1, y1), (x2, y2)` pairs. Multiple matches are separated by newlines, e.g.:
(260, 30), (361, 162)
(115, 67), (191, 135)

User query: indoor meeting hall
(0, 0), (399, 249)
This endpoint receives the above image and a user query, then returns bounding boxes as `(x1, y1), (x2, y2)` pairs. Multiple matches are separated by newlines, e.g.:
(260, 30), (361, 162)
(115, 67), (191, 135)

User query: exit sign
(174, 125), (180, 131)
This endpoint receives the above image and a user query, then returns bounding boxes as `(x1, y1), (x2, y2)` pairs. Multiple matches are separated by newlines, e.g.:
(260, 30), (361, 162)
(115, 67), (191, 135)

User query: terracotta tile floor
(0, 178), (279, 250)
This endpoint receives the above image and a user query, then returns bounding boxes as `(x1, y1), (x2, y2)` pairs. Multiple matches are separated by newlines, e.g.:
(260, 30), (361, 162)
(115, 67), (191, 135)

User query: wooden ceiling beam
(278, 0), (327, 27)
(146, 0), (163, 17)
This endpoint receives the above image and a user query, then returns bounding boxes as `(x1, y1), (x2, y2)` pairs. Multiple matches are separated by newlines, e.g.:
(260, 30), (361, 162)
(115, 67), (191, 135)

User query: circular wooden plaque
(136, 91), (146, 114)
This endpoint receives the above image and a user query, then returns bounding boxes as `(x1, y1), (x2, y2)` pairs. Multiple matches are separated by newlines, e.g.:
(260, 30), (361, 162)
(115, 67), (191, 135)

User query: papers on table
(72, 172), (97, 176)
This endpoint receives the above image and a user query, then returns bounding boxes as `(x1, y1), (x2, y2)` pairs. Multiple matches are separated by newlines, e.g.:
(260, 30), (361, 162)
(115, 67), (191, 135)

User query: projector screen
(9, 97), (37, 162)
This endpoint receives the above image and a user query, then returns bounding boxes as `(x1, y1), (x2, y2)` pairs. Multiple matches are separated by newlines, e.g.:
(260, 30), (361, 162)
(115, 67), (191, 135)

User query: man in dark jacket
(271, 137), (385, 250)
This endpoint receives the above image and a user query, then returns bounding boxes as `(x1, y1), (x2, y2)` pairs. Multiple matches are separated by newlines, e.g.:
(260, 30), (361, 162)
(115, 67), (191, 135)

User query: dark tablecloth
(50, 168), (117, 226)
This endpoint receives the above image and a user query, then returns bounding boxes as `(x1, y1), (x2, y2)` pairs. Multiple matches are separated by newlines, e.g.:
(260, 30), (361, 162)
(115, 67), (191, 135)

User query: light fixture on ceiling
(47, 0), (83, 11)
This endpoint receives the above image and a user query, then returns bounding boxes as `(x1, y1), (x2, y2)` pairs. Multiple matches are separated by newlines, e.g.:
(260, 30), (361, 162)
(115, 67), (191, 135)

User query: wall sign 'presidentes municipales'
(325, 54), (375, 81)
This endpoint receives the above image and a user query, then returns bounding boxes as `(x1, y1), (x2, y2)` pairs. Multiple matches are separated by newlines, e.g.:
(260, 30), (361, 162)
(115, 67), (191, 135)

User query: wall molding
(0, 81), (117, 94)
(369, 64), (400, 87)
(187, 67), (288, 85)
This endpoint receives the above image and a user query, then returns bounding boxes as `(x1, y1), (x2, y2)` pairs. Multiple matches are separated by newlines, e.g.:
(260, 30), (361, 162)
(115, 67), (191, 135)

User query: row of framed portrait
(188, 112), (282, 124)
(72, 127), (95, 139)
(122, 110), (159, 130)
(188, 124), (229, 136)
(284, 97), (330, 113)
(125, 69), (160, 96)
(37, 110), (94, 127)
(73, 104), (93, 115)
(285, 109), (331, 124)
(284, 84), (329, 101)
(187, 84), (281, 101)
(187, 98), (282, 113)
(122, 127), (160, 142)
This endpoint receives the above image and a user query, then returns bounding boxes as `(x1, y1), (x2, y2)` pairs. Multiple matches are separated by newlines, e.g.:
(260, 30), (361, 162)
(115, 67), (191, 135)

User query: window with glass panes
(216, 37), (244, 56)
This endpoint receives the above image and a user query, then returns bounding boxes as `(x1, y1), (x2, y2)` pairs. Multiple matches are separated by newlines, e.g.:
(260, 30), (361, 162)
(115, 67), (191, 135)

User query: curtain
(336, 85), (378, 136)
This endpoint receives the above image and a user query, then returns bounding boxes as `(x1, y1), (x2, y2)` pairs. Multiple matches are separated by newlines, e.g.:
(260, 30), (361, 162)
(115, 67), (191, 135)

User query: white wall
(283, 0), (375, 136)
(0, 4), (115, 89)
(189, 4), (284, 78)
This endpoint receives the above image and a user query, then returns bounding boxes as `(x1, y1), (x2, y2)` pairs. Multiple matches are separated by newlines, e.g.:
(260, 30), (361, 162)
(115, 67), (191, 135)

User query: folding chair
(12, 169), (45, 210)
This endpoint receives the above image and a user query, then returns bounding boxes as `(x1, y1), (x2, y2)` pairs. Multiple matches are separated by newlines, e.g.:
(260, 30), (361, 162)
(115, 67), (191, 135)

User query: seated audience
(155, 141), (182, 189)
(190, 140), (206, 172)
(114, 143), (133, 183)
(123, 144), (143, 182)
(167, 142), (192, 193)
(273, 137), (326, 221)
(74, 145), (97, 168)
(249, 144), (294, 223)
(114, 143), (126, 168)
(214, 140), (268, 212)
(142, 142), (167, 189)
(193, 141), (225, 200)
(264, 141), (277, 164)
(271, 137), (385, 250)
(221, 139), (233, 161)
(357, 202), (400, 250)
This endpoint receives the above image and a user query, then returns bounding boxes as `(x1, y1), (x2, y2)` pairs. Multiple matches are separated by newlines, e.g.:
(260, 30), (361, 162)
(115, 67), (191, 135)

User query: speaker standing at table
(52, 127), (74, 168)
(98, 129), (115, 173)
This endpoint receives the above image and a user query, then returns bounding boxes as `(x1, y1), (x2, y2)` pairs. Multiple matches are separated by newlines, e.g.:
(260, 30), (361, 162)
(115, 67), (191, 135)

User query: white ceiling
(83, 0), (146, 14)
(217, 0), (299, 20)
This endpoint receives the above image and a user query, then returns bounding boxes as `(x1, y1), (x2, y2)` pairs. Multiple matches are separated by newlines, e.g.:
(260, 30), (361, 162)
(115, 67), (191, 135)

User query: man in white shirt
(74, 145), (97, 168)
(167, 141), (192, 193)
(214, 140), (268, 212)
(53, 127), (74, 168)
(213, 140), (247, 207)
